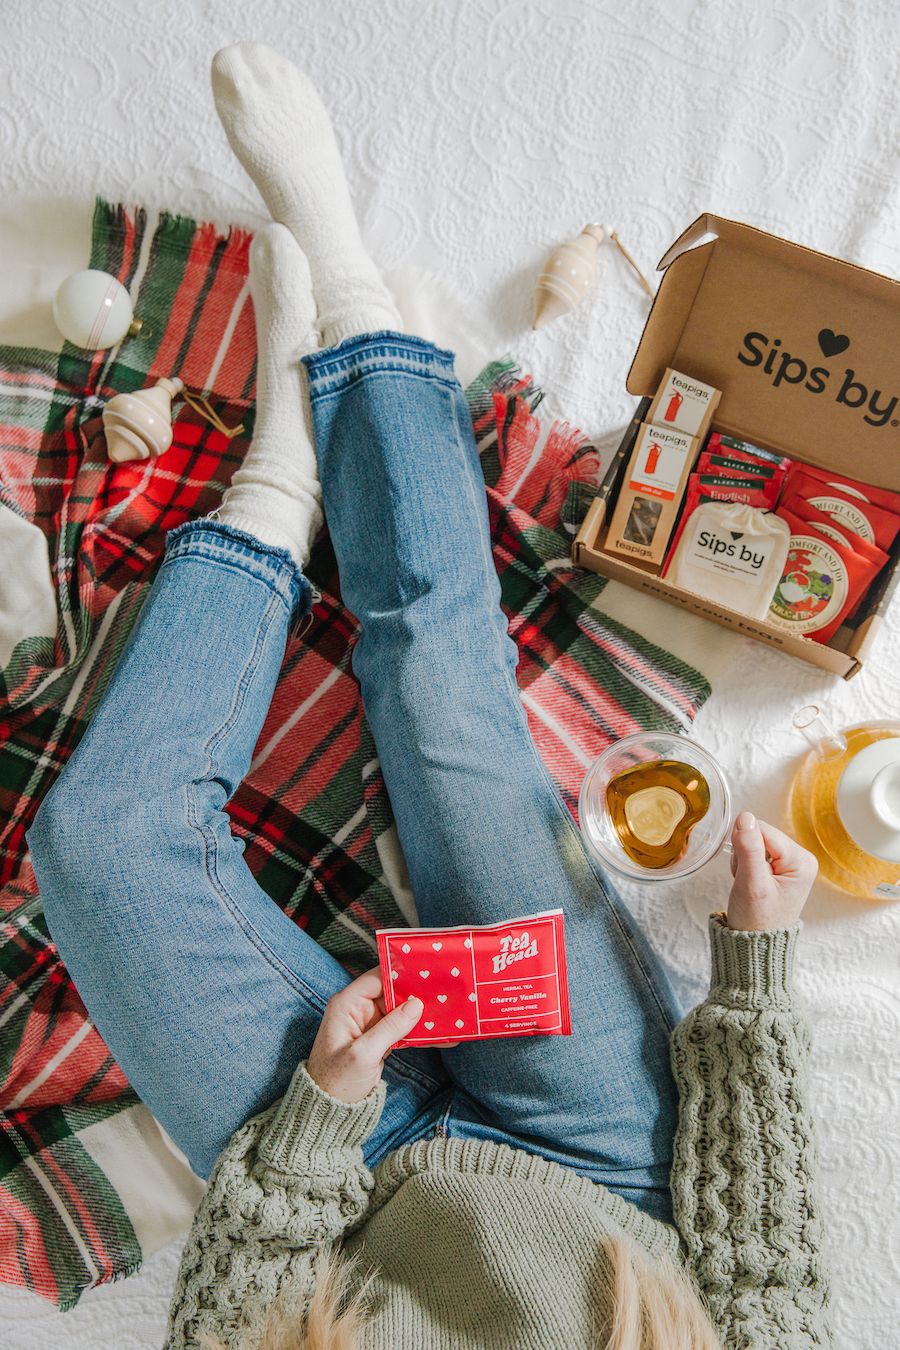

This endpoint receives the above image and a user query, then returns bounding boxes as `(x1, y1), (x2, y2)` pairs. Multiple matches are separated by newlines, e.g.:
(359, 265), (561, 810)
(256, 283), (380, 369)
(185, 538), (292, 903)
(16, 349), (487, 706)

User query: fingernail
(405, 996), (423, 1012)
(736, 811), (757, 831)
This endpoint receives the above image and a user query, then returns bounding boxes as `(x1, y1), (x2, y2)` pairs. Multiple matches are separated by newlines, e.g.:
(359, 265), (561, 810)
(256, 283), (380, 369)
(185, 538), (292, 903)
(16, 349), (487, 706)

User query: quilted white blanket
(2, 1), (898, 1346)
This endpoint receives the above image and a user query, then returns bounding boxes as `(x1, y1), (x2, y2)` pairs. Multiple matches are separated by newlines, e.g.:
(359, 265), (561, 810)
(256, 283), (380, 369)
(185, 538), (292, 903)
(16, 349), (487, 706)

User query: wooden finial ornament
(532, 224), (655, 330)
(103, 377), (184, 463)
(533, 224), (605, 330)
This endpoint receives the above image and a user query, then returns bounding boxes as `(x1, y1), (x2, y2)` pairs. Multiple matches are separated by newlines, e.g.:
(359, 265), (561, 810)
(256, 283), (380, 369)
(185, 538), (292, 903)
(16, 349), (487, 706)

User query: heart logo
(401, 943), (411, 953)
(455, 1019), (464, 1029)
(431, 941), (443, 951)
(437, 994), (448, 1003)
(419, 970), (430, 979)
(818, 328), (850, 358)
(464, 938), (473, 949)
(450, 967), (460, 977)
(468, 993), (477, 1002)
(424, 1021), (434, 1030)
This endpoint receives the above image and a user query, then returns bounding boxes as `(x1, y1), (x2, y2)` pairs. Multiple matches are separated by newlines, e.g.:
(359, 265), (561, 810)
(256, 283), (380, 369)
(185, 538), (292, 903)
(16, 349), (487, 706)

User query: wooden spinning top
(103, 377), (184, 463)
(532, 224), (606, 329)
(532, 224), (654, 329)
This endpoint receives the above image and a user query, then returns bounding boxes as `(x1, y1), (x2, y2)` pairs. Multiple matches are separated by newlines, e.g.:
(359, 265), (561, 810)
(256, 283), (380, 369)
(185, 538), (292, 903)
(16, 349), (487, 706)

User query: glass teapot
(790, 704), (900, 901)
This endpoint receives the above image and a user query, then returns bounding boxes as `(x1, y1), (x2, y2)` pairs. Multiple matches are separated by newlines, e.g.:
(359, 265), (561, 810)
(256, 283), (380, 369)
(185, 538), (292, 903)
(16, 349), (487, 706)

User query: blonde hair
(203, 1233), (719, 1349)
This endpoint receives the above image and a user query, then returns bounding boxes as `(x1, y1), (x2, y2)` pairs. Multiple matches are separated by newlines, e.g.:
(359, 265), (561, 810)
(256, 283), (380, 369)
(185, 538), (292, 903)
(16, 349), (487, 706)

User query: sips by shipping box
(573, 213), (900, 679)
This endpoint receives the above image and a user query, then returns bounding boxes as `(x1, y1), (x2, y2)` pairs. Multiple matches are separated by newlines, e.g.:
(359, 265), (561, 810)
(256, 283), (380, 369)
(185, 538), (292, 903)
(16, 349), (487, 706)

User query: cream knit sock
(211, 42), (402, 348)
(216, 223), (323, 568)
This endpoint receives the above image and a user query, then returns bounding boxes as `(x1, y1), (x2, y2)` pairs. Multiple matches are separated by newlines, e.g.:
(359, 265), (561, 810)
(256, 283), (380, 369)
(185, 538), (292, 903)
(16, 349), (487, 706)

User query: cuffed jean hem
(165, 518), (314, 633)
(303, 330), (457, 397)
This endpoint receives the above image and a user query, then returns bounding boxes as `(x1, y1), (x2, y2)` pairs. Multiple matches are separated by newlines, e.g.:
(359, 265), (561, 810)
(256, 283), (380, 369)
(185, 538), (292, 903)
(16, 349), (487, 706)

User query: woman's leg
(26, 233), (448, 1181)
(307, 339), (681, 1218)
(212, 40), (681, 1220)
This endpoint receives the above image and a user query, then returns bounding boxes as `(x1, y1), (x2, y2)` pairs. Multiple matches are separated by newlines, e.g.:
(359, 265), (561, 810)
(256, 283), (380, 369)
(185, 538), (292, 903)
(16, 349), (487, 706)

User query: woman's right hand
(726, 811), (818, 932)
(306, 969), (425, 1104)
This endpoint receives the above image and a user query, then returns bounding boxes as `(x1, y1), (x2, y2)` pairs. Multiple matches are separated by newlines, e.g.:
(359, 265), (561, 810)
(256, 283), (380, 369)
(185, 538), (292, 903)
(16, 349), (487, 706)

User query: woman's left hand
(306, 968), (457, 1103)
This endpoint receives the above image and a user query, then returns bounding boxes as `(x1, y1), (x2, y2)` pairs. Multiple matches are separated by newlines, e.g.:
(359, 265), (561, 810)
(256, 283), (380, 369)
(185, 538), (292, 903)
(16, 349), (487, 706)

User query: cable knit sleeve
(670, 915), (833, 1349)
(164, 1063), (386, 1350)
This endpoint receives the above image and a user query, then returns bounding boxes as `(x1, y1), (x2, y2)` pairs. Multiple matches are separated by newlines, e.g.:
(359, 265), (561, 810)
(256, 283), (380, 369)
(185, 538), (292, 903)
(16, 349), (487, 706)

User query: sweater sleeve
(670, 915), (833, 1349)
(164, 1063), (386, 1350)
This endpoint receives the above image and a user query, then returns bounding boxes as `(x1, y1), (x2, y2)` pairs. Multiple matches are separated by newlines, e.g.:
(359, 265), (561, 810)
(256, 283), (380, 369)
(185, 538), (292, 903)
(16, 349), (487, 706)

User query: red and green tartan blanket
(0, 200), (714, 1309)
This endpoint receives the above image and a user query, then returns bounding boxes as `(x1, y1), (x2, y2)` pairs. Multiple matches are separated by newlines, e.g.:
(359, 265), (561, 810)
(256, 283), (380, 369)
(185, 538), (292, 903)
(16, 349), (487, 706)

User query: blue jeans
(28, 334), (680, 1223)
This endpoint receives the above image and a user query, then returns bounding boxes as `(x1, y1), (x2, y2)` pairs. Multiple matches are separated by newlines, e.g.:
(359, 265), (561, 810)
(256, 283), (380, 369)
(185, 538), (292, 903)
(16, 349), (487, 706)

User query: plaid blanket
(0, 200), (714, 1309)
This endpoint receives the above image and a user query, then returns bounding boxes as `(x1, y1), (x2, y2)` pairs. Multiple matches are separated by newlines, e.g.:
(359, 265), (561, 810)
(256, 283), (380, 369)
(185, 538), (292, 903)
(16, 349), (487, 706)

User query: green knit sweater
(165, 918), (832, 1348)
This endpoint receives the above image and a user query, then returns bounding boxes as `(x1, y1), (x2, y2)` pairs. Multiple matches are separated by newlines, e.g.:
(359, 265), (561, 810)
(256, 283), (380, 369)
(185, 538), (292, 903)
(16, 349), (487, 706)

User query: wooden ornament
(103, 377), (184, 463)
(532, 224), (605, 330)
(532, 225), (655, 330)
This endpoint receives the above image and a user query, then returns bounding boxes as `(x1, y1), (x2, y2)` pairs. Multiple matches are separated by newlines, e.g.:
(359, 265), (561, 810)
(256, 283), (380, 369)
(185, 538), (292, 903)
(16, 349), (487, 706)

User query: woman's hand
(306, 968), (448, 1104)
(727, 811), (818, 932)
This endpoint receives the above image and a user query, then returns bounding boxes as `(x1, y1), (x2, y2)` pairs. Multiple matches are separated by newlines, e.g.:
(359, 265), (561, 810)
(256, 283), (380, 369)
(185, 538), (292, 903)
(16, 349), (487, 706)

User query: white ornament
(450, 967), (460, 977)
(53, 270), (142, 349)
(455, 1019), (465, 1029)
(464, 938), (472, 949)
(402, 943), (411, 953)
(468, 993), (477, 1002)
(437, 994), (448, 1003)
(431, 941), (443, 951)
(418, 970), (430, 979)
(424, 1021), (435, 1030)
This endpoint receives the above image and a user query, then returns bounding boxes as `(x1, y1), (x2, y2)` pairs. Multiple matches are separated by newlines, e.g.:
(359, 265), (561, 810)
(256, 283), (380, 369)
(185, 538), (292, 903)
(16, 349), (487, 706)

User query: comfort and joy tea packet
(377, 910), (572, 1048)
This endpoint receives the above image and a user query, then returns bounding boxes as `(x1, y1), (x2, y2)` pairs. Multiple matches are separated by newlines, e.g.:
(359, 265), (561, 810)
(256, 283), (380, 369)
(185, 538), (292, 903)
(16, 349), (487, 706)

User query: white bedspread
(3, 2), (899, 1346)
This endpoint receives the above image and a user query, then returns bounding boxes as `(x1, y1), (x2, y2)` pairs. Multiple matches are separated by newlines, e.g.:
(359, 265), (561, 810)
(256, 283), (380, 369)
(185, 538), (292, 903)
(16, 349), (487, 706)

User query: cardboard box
(604, 422), (698, 564)
(573, 213), (900, 679)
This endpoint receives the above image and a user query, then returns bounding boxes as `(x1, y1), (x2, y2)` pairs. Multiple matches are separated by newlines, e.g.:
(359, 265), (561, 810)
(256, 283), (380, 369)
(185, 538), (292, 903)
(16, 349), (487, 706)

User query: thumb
(730, 811), (771, 900)
(362, 995), (424, 1062)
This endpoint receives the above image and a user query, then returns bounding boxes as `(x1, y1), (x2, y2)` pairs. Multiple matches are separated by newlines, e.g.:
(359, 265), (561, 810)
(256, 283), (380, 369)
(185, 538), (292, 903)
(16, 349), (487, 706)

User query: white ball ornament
(53, 270), (142, 349)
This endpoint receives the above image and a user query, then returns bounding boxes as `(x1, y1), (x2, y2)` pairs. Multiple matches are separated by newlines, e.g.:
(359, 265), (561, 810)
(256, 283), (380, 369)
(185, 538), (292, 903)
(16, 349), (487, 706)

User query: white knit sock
(211, 42), (402, 348)
(217, 223), (323, 568)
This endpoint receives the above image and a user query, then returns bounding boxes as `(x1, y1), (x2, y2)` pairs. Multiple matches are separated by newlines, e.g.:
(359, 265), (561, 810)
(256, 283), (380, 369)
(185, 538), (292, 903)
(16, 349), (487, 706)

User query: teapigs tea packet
(377, 910), (572, 1048)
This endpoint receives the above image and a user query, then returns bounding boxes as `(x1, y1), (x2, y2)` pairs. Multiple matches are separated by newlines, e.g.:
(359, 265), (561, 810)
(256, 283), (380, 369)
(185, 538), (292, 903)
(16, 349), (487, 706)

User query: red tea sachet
(706, 432), (790, 470)
(780, 493), (890, 569)
(784, 468), (900, 551)
(794, 461), (900, 516)
(769, 505), (886, 642)
(377, 910), (572, 1048)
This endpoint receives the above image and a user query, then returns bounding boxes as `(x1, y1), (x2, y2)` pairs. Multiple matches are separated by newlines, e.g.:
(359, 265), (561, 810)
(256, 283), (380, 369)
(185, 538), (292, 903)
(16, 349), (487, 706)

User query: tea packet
(768, 505), (886, 641)
(377, 910), (572, 1048)
(784, 468), (900, 550)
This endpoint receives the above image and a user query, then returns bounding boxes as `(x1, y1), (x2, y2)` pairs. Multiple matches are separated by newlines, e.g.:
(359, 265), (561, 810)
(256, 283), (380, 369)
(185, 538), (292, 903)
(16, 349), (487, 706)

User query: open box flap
(628, 214), (900, 490)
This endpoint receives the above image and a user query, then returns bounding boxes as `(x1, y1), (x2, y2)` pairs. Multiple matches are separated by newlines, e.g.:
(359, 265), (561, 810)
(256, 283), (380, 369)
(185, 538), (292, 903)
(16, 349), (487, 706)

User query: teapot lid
(837, 739), (900, 864)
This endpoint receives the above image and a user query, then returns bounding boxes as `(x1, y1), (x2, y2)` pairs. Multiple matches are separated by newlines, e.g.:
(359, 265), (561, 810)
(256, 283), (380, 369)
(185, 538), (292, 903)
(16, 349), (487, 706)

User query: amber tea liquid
(606, 759), (711, 869)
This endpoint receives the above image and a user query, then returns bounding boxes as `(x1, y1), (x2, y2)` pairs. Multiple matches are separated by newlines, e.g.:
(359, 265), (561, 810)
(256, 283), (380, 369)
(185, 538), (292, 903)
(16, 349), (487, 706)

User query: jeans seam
(183, 589), (331, 1013)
